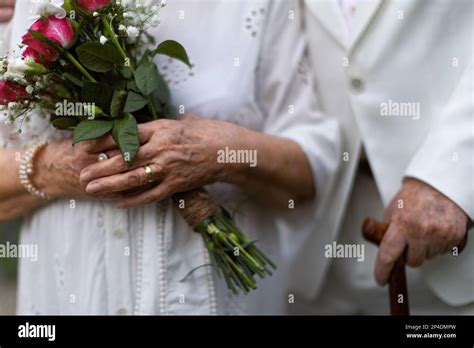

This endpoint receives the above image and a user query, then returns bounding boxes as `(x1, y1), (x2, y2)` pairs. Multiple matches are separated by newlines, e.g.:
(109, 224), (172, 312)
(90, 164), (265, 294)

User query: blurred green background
(0, 220), (20, 315)
(0, 220), (21, 280)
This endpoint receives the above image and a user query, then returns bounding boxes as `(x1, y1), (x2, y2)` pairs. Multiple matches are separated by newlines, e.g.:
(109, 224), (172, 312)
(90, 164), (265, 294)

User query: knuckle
(127, 171), (143, 187)
(140, 146), (152, 159)
(117, 159), (129, 171)
(418, 220), (431, 234)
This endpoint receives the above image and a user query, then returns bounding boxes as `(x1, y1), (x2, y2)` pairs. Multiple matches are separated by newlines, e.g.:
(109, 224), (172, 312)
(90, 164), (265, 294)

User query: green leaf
(162, 104), (177, 119)
(138, 50), (151, 66)
(76, 42), (123, 72)
(101, 70), (126, 90)
(127, 80), (140, 92)
(153, 40), (191, 67)
(82, 80), (114, 113)
(151, 70), (171, 105)
(63, 72), (83, 87)
(51, 117), (78, 130)
(72, 119), (114, 144)
(28, 30), (62, 51)
(110, 90), (127, 117)
(123, 91), (148, 113)
(112, 113), (139, 165)
(55, 84), (72, 99)
(135, 62), (161, 96)
(120, 67), (132, 79)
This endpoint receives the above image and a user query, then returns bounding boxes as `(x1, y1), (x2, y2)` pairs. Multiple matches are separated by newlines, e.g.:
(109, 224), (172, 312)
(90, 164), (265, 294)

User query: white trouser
(307, 166), (474, 315)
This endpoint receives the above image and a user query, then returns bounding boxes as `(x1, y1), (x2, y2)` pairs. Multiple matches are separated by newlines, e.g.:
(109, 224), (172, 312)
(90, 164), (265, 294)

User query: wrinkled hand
(375, 178), (470, 286)
(0, 0), (15, 22)
(79, 114), (243, 208)
(34, 138), (121, 200)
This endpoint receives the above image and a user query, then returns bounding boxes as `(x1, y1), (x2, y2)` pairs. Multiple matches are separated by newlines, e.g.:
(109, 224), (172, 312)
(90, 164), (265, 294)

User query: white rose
(30, 0), (66, 20)
(4, 57), (29, 80)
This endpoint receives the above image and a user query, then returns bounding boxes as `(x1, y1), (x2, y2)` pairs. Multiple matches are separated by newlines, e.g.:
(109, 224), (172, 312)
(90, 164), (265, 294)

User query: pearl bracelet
(19, 142), (51, 200)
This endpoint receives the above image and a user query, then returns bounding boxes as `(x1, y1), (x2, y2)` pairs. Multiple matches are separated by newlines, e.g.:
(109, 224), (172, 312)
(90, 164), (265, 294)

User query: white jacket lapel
(305, 0), (349, 49)
(348, 0), (383, 52)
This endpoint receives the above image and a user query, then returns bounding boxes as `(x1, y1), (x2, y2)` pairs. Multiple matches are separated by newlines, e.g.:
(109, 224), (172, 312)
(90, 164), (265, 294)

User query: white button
(350, 78), (364, 92)
(116, 307), (128, 315)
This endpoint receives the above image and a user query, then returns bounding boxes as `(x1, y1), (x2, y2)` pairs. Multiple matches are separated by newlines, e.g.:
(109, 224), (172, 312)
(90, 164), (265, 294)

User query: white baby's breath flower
(26, 85), (34, 94)
(93, 12), (99, 17)
(126, 26), (140, 43)
(100, 36), (108, 45)
(7, 102), (20, 110)
(150, 14), (160, 27)
(118, 24), (127, 31)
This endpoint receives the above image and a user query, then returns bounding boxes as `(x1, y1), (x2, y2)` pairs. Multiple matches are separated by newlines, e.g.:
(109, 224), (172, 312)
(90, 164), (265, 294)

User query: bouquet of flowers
(0, 0), (276, 294)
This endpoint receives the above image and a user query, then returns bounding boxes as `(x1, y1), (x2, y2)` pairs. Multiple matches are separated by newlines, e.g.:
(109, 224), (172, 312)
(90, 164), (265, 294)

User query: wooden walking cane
(362, 218), (409, 316)
(362, 218), (470, 316)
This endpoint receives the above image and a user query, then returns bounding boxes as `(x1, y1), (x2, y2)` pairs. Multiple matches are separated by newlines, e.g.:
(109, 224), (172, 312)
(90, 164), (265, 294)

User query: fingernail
(81, 170), (91, 182)
(86, 182), (101, 193)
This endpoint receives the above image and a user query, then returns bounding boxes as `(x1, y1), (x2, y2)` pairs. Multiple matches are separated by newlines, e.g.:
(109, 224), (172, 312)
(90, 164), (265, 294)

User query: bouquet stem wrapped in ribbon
(0, 0), (275, 294)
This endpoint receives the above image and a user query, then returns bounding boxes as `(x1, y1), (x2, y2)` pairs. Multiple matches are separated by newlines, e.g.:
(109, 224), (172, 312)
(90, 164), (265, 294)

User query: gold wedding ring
(144, 165), (155, 183)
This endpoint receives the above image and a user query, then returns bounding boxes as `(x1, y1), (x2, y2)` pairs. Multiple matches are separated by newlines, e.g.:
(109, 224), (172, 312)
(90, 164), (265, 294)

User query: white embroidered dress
(2, 0), (340, 315)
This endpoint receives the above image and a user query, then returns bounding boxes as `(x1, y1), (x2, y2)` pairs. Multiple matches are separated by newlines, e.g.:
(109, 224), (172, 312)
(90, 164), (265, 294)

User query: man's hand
(375, 178), (469, 286)
(0, 0), (15, 22)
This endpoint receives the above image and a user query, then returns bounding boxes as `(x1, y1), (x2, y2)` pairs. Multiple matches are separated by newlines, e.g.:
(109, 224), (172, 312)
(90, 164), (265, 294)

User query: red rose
(22, 16), (75, 62)
(77, 0), (112, 11)
(22, 47), (48, 65)
(0, 81), (29, 106)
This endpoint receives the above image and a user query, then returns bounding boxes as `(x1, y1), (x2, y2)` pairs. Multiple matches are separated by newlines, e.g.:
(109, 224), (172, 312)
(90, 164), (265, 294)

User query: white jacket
(300, 0), (473, 306)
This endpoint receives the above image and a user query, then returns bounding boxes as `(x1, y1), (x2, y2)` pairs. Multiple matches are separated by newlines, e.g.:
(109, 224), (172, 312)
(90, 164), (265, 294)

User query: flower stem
(101, 15), (128, 63)
(101, 15), (157, 120)
(64, 51), (97, 83)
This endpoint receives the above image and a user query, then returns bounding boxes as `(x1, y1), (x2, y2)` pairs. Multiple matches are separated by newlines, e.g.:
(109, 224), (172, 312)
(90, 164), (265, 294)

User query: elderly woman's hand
(33, 138), (122, 200)
(0, 0), (15, 22)
(78, 114), (246, 208)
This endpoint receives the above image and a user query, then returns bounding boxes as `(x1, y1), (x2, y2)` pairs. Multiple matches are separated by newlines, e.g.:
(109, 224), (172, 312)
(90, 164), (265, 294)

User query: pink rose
(21, 16), (75, 62)
(77, 0), (112, 11)
(0, 81), (29, 106)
